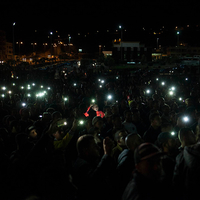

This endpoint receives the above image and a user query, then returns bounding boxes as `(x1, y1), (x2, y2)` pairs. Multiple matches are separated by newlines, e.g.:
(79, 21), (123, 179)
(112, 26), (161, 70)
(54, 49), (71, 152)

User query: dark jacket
(116, 149), (135, 198)
(72, 154), (116, 200)
(143, 126), (161, 144)
(173, 143), (200, 200)
(122, 171), (172, 200)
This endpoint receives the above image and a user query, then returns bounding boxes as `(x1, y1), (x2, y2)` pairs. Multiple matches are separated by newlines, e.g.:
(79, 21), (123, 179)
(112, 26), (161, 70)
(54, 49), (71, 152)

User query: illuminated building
(112, 41), (152, 63)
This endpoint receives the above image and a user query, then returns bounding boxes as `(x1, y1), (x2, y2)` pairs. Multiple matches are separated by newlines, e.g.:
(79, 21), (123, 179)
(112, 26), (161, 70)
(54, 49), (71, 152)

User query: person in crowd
(46, 118), (78, 151)
(25, 125), (38, 144)
(161, 104), (171, 124)
(131, 108), (147, 137)
(72, 135), (116, 200)
(173, 127), (198, 200)
(143, 112), (162, 143)
(85, 103), (105, 118)
(111, 129), (128, 163)
(155, 131), (178, 190)
(106, 114), (124, 140)
(33, 111), (52, 138)
(122, 109), (138, 134)
(122, 143), (173, 200)
(116, 133), (143, 199)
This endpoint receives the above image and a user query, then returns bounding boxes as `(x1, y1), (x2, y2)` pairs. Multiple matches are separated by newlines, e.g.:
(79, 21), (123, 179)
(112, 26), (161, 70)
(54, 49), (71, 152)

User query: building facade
(112, 41), (152, 63)
(0, 30), (13, 62)
(167, 46), (200, 57)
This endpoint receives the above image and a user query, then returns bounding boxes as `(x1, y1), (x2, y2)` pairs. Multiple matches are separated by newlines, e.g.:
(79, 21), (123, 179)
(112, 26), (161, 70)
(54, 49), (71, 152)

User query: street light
(119, 25), (123, 62)
(50, 32), (53, 56)
(13, 22), (16, 67)
(43, 43), (48, 53)
(31, 43), (37, 55)
(16, 41), (23, 57)
(177, 31), (180, 46)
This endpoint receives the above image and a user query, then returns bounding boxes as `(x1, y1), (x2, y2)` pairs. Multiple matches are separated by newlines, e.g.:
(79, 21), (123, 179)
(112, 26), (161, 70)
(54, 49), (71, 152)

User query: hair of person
(114, 129), (125, 142)
(131, 108), (139, 115)
(149, 112), (160, 122)
(76, 134), (94, 155)
(112, 114), (121, 121)
(125, 133), (143, 150)
(103, 105), (111, 113)
(161, 123), (173, 129)
(123, 109), (131, 118)
(178, 127), (192, 142)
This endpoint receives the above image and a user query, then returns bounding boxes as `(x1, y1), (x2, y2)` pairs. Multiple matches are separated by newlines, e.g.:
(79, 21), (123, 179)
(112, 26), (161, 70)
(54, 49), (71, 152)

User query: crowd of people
(0, 64), (200, 200)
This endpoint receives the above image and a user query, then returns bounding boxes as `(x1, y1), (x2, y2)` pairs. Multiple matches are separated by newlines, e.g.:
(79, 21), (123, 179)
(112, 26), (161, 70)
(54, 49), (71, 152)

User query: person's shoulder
(122, 178), (139, 200)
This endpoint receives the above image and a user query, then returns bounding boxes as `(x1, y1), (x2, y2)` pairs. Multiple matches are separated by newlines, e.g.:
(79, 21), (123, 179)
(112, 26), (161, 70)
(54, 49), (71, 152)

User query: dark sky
(1, 0), (200, 44)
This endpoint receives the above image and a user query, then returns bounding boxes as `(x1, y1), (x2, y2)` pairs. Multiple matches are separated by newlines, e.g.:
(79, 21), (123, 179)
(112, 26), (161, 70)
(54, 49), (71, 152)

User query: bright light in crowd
(41, 85), (43, 88)
(171, 87), (175, 91)
(64, 98), (68, 101)
(179, 97), (182, 101)
(79, 120), (84, 125)
(116, 77), (119, 79)
(156, 78), (159, 81)
(32, 83), (35, 86)
(146, 90), (150, 94)
(22, 103), (26, 107)
(161, 82), (165, 85)
(8, 91), (12, 94)
(98, 79), (101, 81)
(101, 80), (104, 83)
(183, 116), (189, 122)
(64, 122), (67, 125)
(47, 87), (51, 90)
(27, 94), (31, 97)
(36, 92), (45, 97)
(74, 83), (77, 86)
(169, 91), (174, 96)
(99, 85), (102, 88)
(107, 95), (112, 100)
(12, 83), (15, 86)
(21, 86), (24, 89)
(92, 99), (95, 103)
(185, 78), (188, 81)
(2, 87), (6, 90)
(171, 132), (175, 136)
(1, 94), (5, 98)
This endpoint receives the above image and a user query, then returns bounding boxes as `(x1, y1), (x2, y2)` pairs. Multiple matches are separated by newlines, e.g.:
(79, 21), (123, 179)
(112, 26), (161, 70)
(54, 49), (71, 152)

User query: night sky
(1, 0), (200, 50)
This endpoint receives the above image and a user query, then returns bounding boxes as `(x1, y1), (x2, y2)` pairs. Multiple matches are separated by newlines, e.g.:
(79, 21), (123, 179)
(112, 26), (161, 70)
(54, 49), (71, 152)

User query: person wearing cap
(122, 143), (171, 200)
(26, 126), (38, 144)
(47, 118), (78, 151)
